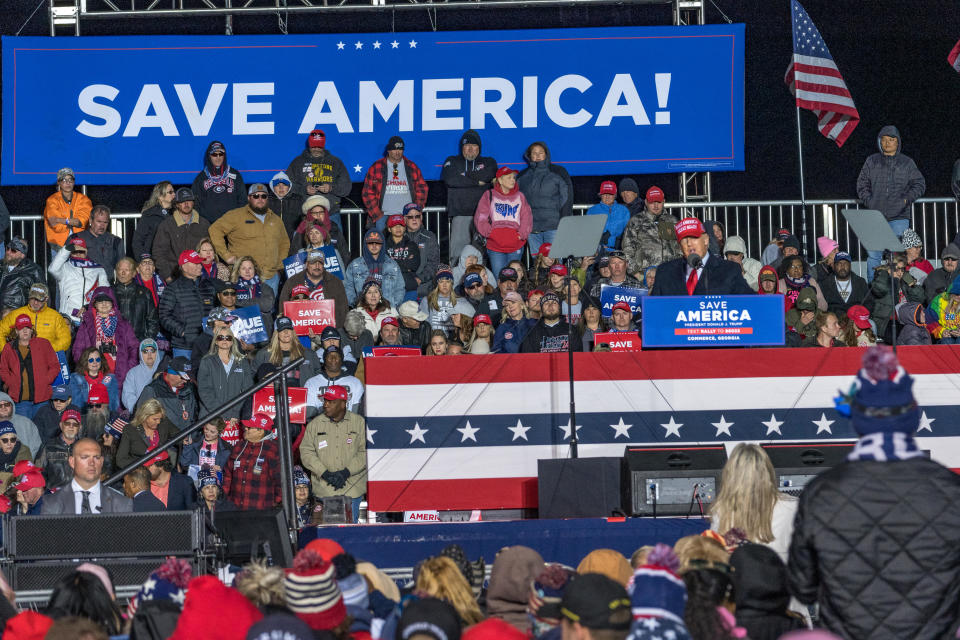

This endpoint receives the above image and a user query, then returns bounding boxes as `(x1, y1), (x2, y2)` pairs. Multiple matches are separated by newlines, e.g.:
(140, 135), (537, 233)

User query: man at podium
(650, 218), (755, 296)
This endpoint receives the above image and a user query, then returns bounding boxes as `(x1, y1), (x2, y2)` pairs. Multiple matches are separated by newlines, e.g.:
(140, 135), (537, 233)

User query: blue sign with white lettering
(600, 284), (646, 317)
(203, 304), (268, 344)
(2, 25), (744, 185)
(283, 248), (344, 280)
(641, 295), (785, 347)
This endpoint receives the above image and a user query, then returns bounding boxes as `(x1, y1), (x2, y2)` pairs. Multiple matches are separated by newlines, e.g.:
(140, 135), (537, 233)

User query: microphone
(686, 253), (702, 269)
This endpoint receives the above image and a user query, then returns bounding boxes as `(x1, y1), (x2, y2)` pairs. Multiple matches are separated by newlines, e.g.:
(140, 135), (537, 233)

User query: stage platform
(300, 516), (708, 571)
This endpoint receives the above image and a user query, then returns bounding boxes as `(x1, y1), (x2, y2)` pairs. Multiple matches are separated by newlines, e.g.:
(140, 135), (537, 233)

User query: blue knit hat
(0, 422), (15, 438)
(849, 347), (920, 435)
(293, 466), (311, 487)
(628, 545), (687, 626)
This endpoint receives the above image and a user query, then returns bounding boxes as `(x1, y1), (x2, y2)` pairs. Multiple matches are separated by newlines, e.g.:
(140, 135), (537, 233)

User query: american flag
(784, 0), (859, 147)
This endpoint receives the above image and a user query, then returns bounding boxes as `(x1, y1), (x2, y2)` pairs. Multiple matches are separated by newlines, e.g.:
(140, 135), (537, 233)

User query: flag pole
(794, 103), (809, 258)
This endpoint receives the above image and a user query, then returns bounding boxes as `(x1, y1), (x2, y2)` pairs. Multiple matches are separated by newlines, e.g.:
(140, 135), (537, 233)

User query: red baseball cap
(473, 314), (492, 326)
(549, 264), (568, 276)
(645, 186), (664, 203)
(146, 450), (170, 466)
(537, 243), (552, 258)
(387, 214), (405, 228)
(14, 314), (32, 330)
(675, 217), (706, 242)
(87, 383), (109, 405)
(13, 469), (45, 492)
(178, 250), (202, 266)
(308, 129), (325, 148)
(847, 305), (872, 330)
(612, 301), (632, 313)
(69, 237), (87, 250)
(323, 385), (348, 402)
(599, 181), (617, 196)
(61, 409), (82, 424)
(291, 284), (311, 298)
(496, 167), (519, 179)
(243, 412), (274, 432)
(380, 316), (399, 328)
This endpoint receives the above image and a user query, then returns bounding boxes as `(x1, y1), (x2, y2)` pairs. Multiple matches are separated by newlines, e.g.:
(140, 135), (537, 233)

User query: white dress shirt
(71, 479), (102, 514)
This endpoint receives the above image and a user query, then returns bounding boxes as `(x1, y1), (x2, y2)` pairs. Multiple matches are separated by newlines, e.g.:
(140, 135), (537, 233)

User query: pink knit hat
(817, 236), (838, 258)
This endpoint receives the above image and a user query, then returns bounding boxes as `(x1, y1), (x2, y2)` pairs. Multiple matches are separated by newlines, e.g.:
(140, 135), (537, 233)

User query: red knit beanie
(169, 575), (263, 640)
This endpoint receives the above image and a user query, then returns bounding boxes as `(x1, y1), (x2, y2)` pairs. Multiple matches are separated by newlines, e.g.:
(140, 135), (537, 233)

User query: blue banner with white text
(2, 25), (744, 185)
(641, 295), (785, 347)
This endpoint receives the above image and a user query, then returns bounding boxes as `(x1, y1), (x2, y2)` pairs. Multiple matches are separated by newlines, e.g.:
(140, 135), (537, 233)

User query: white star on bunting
(373, 41), (382, 49)
(366, 427), (377, 444)
(918, 411), (935, 432)
(763, 413), (784, 436)
(559, 419), (582, 440)
(405, 422), (428, 444)
(391, 40), (400, 48)
(409, 40), (418, 48)
(609, 417), (632, 439)
(353, 164), (363, 173)
(812, 412), (834, 435)
(456, 420), (479, 443)
(336, 41), (345, 50)
(711, 415), (734, 437)
(508, 419), (530, 441)
(355, 41), (363, 49)
(660, 416), (683, 438)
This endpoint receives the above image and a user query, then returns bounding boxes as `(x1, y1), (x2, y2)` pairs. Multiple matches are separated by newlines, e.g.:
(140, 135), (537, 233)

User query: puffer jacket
(72, 287), (139, 388)
(113, 279), (159, 342)
(517, 143), (569, 232)
(0, 304), (71, 352)
(895, 302), (932, 345)
(0, 259), (44, 313)
(48, 246), (111, 322)
(158, 274), (216, 351)
(856, 125), (926, 222)
(621, 207), (681, 275)
(788, 457), (960, 640)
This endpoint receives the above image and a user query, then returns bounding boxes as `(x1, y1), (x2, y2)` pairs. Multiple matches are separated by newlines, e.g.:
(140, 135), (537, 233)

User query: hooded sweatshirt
(441, 130), (498, 217)
(856, 125), (926, 222)
(473, 179), (533, 254)
(266, 171), (305, 240)
(452, 245), (495, 288)
(343, 229), (405, 307)
(191, 140), (247, 224)
(122, 339), (164, 411)
(486, 546), (545, 632)
(0, 391), (41, 458)
(895, 302), (932, 346)
(284, 146), (352, 215)
(517, 142), (569, 231)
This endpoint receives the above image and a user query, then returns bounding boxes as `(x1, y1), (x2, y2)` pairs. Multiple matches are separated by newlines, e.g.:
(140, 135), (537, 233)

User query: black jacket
(162, 471), (197, 511)
(384, 235), (421, 293)
(137, 377), (198, 432)
(399, 320), (433, 353)
(267, 191), (305, 241)
(650, 254), (755, 296)
(441, 130), (497, 218)
(924, 266), (959, 304)
(113, 279), (159, 342)
(75, 230), (125, 281)
(0, 259), (44, 312)
(34, 436), (74, 490)
(406, 228), (440, 298)
(192, 141), (247, 224)
(520, 319), (582, 353)
(34, 401), (80, 444)
(788, 457), (960, 640)
(133, 204), (170, 260)
(731, 544), (805, 640)
(158, 275), (216, 351)
(820, 273), (872, 317)
(132, 490), (167, 512)
(115, 418), (180, 469)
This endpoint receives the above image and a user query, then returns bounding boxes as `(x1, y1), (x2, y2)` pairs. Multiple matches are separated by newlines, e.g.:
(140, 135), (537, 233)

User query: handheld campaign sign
(593, 331), (642, 351)
(284, 300), (336, 336)
(369, 346), (422, 357)
(600, 284), (645, 317)
(229, 305), (268, 344)
(284, 253), (306, 278)
(252, 387), (308, 424)
(2, 25), (744, 185)
(641, 295), (785, 347)
(285, 248), (344, 280)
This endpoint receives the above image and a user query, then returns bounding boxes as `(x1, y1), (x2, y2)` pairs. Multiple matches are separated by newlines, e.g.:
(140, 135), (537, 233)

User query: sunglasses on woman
(0, 437), (16, 444)
(88, 356), (101, 363)
(216, 335), (234, 342)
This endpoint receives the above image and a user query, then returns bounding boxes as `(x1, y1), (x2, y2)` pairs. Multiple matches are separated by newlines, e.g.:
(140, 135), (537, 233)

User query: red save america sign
(284, 300), (336, 336)
(593, 331), (642, 352)
(252, 387), (308, 424)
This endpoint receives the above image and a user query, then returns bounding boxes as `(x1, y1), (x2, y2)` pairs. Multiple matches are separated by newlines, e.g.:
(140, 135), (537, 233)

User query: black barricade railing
(104, 356), (305, 533)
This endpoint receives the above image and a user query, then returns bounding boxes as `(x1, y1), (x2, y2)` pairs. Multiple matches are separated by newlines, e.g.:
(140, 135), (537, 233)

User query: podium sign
(641, 295), (785, 347)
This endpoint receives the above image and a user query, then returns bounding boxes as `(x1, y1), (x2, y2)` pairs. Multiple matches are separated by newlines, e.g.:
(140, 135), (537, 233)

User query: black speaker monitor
(761, 441), (856, 496)
(622, 445), (728, 517)
(537, 458), (622, 519)
(213, 510), (294, 567)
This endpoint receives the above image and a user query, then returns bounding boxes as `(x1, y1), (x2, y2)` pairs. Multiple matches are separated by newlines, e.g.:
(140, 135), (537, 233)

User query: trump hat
(674, 217), (706, 242)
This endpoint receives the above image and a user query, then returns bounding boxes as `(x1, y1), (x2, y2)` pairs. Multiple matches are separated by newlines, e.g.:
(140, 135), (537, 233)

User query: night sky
(2, 0), (959, 214)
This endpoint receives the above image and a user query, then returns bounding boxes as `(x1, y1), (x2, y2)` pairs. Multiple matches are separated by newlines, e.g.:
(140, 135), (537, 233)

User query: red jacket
(0, 337), (61, 404)
(362, 156), (428, 222)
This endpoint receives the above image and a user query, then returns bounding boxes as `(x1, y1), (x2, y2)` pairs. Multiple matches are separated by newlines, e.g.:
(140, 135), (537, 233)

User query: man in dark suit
(650, 217), (755, 296)
(41, 438), (133, 514)
(123, 466), (166, 512)
(147, 451), (196, 511)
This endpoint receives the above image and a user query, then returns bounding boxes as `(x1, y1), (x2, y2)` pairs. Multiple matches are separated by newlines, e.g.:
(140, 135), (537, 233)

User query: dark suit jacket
(159, 472), (197, 511)
(133, 490), (167, 512)
(41, 483), (133, 514)
(650, 254), (756, 296)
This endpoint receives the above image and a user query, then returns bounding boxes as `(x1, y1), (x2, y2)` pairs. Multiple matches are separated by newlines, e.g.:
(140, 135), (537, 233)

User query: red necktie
(686, 268), (698, 295)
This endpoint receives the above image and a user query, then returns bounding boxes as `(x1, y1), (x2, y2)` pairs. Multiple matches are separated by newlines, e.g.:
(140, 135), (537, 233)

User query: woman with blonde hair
(414, 556), (483, 626)
(254, 316), (321, 387)
(198, 326), (252, 421)
(708, 443), (797, 563)
(195, 237), (230, 282)
(115, 397), (179, 469)
(231, 255), (276, 328)
(419, 266), (457, 335)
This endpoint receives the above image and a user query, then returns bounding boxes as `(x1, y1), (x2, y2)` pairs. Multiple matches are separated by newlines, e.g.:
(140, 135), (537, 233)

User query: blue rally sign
(2, 25), (744, 185)
(641, 295), (785, 347)
(600, 284), (646, 317)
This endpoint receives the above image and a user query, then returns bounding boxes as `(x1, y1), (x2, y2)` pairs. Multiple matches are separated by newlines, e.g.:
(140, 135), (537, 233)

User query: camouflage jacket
(621, 209), (682, 275)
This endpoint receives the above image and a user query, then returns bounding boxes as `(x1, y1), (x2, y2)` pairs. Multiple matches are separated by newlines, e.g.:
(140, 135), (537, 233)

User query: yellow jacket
(0, 305), (72, 352)
(43, 191), (91, 248)
(208, 205), (290, 280)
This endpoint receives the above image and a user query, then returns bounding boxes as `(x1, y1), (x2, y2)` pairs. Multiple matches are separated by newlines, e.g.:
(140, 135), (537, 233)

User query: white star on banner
(366, 427), (377, 444)
(405, 422), (428, 444)
(409, 39), (418, 48)
(391, 40), (399, 48)
(641, 618), (660, 630)
(353, 164), (363, 173)
(336, 41), (345, 50)
(763, 413), (784, 436)
(812, 412), (834, 435)
(559, 419), (582, 440)
(610, 417), (632, 439)
(660, 416), (683, 438)
(373, 40), (382, 49)
(508, 419), (530, 441)
(457, 420), (479, 443)
(355, 41), (363, 49)
(712, 415), (734, 437)
(170, 589), (186, 605)
(918, 411), (936, 433)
